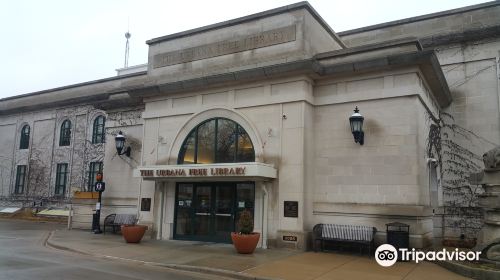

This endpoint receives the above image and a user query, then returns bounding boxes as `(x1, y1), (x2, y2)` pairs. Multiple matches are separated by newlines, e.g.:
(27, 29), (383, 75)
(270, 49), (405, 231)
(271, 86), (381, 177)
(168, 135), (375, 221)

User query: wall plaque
(284, 201), (298, 218)
(141, 198), (151, 211)
(283, 235), (298, 242)
(153, 25), (296, 68)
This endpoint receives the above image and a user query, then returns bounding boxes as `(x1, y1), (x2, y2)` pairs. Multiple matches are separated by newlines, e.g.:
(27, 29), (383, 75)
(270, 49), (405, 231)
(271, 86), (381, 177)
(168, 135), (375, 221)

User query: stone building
(0, 1), (499, 250)
(0, 103), (106, 207)
(0, 76), (144, 212)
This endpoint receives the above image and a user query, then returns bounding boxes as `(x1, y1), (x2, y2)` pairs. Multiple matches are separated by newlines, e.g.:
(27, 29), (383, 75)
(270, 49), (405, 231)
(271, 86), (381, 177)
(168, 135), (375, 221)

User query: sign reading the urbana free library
(153, 25), (296, 68)
(136, 163), (278, 180)
(140, 167), (246, 178)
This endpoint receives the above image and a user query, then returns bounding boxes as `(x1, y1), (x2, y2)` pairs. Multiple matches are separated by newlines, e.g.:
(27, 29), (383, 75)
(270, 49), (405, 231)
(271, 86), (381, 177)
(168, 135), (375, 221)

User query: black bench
(103, 214), (137, 234)
(313, 224), (377, 254)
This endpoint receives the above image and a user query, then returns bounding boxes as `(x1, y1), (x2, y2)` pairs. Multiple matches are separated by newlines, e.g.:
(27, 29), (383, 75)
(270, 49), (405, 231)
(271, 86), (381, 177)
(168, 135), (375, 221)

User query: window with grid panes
(92, 116), (105, 144)
(14, 165), (26, 194)
(55, 163), (68, 196)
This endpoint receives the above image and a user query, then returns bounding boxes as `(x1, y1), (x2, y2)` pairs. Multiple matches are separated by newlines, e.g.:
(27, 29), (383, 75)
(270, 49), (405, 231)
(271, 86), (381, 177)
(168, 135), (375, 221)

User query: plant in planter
(231, 210), (260, 254)
(121, 220), (148, 243)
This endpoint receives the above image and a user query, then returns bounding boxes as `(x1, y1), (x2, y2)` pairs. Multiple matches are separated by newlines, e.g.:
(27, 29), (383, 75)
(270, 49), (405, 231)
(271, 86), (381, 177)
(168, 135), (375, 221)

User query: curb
(44, 230), (278, 280)
(44, 231), (92, 256)
(437, 260), (500, 280)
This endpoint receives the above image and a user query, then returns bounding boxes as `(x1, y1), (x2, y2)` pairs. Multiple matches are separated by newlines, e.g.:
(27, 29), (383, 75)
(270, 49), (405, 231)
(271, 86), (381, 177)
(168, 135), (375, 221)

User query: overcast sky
(0, 0), (488, 99)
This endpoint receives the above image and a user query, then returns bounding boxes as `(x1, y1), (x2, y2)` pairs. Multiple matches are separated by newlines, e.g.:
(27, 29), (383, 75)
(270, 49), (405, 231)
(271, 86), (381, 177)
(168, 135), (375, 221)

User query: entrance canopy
(135, 162), (277, 182)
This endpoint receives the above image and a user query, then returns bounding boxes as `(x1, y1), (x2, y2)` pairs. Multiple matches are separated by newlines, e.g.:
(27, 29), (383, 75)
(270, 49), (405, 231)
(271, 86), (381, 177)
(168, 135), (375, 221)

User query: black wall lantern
(115, 131), (131, 157)
(349, 107), (364, 145)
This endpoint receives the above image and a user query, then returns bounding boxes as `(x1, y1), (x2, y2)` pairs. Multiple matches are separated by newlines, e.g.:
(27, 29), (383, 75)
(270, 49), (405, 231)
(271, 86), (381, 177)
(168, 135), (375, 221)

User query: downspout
(159, 182), (165, 239)
(426, 158), (437, 208)
(262, 183), (268, 249)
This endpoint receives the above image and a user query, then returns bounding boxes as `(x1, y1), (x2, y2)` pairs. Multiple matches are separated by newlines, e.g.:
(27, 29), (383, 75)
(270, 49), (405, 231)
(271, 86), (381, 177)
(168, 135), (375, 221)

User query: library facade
(1, 1), (500, 250)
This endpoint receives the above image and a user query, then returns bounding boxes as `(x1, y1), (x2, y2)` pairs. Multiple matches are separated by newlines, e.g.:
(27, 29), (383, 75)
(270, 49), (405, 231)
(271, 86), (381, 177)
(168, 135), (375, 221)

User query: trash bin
(91, 213), (99, 231)
(386, 222), (409, 251)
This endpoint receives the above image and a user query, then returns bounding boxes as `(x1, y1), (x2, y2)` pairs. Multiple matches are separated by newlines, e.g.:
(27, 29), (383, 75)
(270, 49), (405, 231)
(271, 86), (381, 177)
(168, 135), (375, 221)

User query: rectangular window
(55, 163), (68, 196)
(88, 162), (103, 191)
(14, 165), (26, 194)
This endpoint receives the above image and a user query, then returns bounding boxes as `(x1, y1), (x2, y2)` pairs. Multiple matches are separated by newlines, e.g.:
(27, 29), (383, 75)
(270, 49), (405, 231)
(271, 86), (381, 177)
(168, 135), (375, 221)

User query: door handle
(215, 213), (231, 217)
(195, 212), (210, 216)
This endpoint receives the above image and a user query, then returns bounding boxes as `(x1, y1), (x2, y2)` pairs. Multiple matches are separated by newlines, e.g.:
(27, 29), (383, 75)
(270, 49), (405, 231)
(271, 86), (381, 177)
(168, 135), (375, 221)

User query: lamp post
(115, 131), (131, 157)
(349, 106), (364, 145)
(93, 172), (105, 234)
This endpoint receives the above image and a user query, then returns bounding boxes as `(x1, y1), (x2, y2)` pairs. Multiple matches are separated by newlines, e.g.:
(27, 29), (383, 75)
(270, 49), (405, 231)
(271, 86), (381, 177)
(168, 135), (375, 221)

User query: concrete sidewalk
(47, 229), (469, 280)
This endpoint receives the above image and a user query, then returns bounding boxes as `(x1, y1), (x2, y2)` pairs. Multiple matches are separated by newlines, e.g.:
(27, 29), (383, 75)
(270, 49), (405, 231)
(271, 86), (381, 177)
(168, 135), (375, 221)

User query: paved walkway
(48, 229), (469, 280)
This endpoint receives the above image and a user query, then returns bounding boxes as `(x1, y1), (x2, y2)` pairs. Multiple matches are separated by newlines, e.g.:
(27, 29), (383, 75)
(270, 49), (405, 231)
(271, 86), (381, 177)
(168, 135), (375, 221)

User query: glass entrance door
(174, 182), (254, 243)
(214, 185), (234, 242)
(193, 185), (212, 237)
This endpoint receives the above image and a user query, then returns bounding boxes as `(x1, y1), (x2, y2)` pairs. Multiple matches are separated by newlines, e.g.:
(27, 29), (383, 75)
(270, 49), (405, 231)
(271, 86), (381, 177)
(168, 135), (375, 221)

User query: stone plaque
(153, 25), (296, 68)
(283, 235), (298, 242)
(141, 198), (151, 211)
(284, 201), (298, 218)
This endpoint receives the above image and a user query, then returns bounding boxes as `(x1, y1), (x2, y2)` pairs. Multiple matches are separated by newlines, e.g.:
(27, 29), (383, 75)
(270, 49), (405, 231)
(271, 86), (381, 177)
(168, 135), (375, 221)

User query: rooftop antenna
(124, 18), (131, 68)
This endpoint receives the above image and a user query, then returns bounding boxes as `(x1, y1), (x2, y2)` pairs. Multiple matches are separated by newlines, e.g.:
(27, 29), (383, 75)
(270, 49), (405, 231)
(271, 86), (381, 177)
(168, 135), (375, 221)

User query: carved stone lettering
(153, 25), (296, 68)
(283, 235), (298, 242)
(141, 170), (154, 177)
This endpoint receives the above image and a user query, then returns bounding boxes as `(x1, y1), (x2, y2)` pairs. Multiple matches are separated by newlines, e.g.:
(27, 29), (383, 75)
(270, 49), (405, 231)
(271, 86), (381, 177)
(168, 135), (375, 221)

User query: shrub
(238, 210), (254, 234)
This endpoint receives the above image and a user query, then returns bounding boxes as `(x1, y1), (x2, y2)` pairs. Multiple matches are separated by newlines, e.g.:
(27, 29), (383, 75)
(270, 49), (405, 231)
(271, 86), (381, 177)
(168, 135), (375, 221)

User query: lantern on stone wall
(115, 131), (131, 157)
(349, 107), (364, 145)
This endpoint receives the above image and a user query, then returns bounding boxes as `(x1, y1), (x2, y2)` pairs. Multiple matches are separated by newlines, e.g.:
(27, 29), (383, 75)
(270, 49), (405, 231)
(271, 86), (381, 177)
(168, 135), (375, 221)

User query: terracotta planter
(231, 232), (260, 254)
(121, 225), (148, 243)
(442, 238), (477, 249)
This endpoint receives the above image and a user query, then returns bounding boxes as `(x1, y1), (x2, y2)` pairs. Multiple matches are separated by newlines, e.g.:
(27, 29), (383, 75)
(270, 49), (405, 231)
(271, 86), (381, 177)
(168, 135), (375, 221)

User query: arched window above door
(178, 118), (255, 164)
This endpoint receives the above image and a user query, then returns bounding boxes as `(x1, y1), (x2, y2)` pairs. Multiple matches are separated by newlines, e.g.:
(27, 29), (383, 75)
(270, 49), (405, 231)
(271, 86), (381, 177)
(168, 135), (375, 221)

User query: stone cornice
(338, 1), (500, 37)
(0, 39), (452, 115)
(420, 25), (500, 48)
(131, 39), (451, 108)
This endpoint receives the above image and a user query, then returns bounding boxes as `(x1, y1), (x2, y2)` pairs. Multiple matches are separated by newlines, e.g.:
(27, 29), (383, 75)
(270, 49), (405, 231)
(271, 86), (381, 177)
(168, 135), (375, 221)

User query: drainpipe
(427, 158), (437, 208)
(262, 183), (268, 249)
(159, 183), (165, 240)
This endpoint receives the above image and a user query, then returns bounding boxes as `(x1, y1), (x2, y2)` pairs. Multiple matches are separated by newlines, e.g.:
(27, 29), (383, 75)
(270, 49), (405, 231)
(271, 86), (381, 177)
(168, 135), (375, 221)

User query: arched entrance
(174, 117), (256, 242)
(137, 109), (276, 244)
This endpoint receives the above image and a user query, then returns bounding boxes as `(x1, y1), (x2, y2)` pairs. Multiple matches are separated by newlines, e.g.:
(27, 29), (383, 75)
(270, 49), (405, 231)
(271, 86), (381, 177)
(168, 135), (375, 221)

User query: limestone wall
(309, 67), (440, 248)
(337, 0), (500, 243)
(101, 108), (144, 217)
(136, 63), (441, 248)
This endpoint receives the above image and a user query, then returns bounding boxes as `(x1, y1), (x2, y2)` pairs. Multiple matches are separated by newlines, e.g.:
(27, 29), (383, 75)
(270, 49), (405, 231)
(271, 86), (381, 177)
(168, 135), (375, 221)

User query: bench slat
(320, 224), (374, 242)
(313, 223), (377, 254)
(113, 214), (137, 225)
